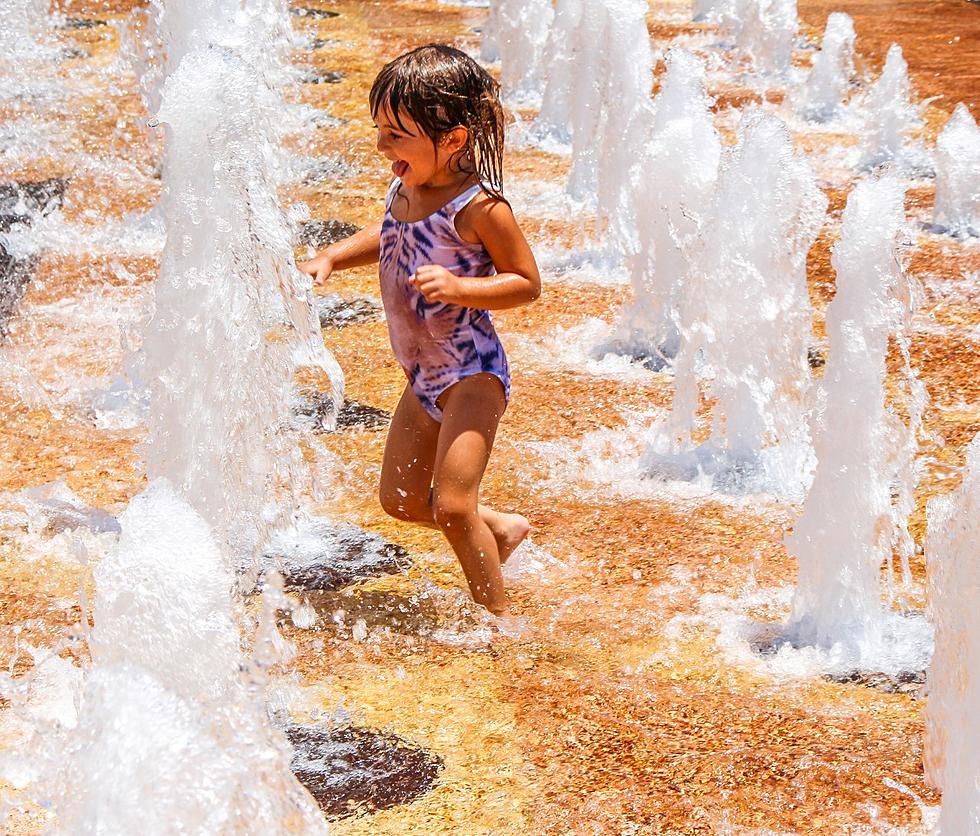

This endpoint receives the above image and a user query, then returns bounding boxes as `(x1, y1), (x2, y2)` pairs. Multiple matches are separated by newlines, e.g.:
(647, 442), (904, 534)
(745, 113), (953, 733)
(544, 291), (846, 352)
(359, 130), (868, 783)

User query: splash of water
(718, 0), (799, 77)
(0, 0), (340, 827)
(785, 176), (925, 661)
(924, 432), (980, 830)
(533, 0), (653, 214)
(481, 0), (553, 106)
(141, 43), (342, 554)
(932, 103), (980, 238)
(0, 0), (47, 58)
(647, 111), (825, 494)
(861, 43), (918, 169)
(604, 49), (720, 367)
(692, 0), (724, 22)
(798, 12), (856, 122)
(533, 0), (587, 146)
(2, 481), (328, 833)
(591, 0), (654, 242)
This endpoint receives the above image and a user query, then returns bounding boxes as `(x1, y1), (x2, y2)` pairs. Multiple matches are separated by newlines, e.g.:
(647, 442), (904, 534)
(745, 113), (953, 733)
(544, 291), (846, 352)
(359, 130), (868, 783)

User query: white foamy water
(798, 12), (856, 123)
(530, 242), (630, 286)
(608, 49), (720, 368)
(524, 411), (786, 507)
(512, 317), (658, 379)
(931, 104), (980, 238)
(717, 0), (799, 78)
(481, 0), (553, 106)
(648, 110), (826, 497)
(0, 482), (327, 834)
(141, 44), (342, 552)
(0, 0), (48, 58)
(785, 177), (930, 672)
(861, 43), (920, 170)
(532, 0), (653, 214)
(924, 432), (980, 830)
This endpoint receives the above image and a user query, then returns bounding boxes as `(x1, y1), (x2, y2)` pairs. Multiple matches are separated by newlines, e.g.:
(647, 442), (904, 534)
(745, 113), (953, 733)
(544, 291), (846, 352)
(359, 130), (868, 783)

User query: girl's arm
(412, 197), (540, 310)
(298, 222), (383, 286)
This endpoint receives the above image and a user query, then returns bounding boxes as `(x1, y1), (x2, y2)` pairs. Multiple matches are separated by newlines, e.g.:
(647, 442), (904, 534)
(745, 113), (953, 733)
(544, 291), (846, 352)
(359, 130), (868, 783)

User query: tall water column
(785, 177), (921, 658)
(924, 432), (980, 832)
(718, 0), (799, 77)
(608, 49), (720, 367)
(534, 0), (654, 223)
(798, 12), (856, 122)
(481, 0), (554, 106)
(932, 104), (980, 238)
(648, 111), (825, 493)
(141, 0), (343, 554)
(0, 0), (340, 829)
(861, 44), (918, 169)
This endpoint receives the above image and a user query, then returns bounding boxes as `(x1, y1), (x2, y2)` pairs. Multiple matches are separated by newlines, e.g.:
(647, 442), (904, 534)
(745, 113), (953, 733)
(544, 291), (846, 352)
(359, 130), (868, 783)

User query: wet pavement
(1, 0), (978, 832)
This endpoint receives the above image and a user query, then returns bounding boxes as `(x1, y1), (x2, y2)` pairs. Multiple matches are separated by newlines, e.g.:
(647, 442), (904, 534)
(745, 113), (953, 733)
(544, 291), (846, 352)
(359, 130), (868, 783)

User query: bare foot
(492, 513), (530, 565)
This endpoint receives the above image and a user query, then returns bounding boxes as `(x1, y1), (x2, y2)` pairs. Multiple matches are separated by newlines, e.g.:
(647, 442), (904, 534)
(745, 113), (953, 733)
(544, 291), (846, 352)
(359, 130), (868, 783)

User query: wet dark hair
(370, 44), (506, 201)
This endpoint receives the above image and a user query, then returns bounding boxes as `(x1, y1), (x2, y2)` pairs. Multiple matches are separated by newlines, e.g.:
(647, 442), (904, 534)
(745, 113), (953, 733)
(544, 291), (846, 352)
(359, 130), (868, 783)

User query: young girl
(299, 44), (541, 615)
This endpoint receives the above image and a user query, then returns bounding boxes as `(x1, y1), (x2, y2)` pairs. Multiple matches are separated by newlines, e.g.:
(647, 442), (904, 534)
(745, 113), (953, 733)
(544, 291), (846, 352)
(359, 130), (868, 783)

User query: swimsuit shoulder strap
(384, 177), (402, 212)
(444, 182), (484, 220)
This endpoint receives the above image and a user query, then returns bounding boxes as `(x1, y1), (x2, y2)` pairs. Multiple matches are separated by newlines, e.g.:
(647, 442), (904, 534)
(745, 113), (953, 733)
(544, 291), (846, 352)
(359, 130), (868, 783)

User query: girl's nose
(376, 133), (388, 154)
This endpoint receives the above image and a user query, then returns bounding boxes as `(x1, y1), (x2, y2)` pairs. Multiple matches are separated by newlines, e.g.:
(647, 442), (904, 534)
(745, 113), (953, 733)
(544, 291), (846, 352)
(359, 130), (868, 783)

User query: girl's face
(374, 106), (466, 188)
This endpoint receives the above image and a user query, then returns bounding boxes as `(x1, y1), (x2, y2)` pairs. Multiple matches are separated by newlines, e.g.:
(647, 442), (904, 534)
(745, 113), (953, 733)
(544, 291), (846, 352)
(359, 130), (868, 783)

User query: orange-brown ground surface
(1, 0), (978, 833)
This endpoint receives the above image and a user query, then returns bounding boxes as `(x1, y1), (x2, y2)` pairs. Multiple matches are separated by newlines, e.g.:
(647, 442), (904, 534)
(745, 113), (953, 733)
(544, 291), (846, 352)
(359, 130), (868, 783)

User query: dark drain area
(291, 6), (341, 18)
(300, 68), (345, 84)
(1, 179), (67, 337)
(263, 520), (411, 592)
(316, 293), (381, 329)
(287, 724), (442, 819)
(293, 393), (391, 432)
(298, 218), (360, 248)
(56, 16), (107, 29)
(823, 669), (926, 698)
(298, 587), (446, 638)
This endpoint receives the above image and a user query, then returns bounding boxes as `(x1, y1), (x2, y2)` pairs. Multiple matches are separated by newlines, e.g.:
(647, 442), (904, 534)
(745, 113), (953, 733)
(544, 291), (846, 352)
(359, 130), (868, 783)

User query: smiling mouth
(392, 160), (409, 177)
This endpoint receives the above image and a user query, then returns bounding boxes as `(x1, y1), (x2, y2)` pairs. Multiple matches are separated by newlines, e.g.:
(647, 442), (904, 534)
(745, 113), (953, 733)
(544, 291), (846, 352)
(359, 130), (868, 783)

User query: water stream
(1, 0), (978, 829)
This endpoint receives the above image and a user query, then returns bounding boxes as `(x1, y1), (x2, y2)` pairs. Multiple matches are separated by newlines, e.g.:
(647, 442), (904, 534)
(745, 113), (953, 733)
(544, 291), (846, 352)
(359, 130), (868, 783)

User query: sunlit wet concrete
(1, 0), (979, 832)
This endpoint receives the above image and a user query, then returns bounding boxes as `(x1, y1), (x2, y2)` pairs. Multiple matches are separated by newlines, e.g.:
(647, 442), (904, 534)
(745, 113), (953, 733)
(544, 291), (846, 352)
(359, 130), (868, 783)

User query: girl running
(299, 44), (540, 614)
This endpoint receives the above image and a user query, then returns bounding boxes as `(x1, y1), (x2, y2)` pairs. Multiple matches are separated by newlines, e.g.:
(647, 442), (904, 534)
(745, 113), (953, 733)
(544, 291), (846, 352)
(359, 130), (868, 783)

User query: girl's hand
(298, 251), (334, 286)
(411, 265), (461, 303)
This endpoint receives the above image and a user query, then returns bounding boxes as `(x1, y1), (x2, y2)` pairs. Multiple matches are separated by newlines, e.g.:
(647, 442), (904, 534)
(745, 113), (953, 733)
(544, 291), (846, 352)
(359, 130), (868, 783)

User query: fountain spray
(798, 12), (856, 123)
(785, 176), (924, 662)
(533, 0), (653, 215)
(861, 44), (918, 169)
(0, 0), (48, 58)
(932, 103), (980, 238)
(718, 0), (799, 78)
(0, 0), (337, 829)
(924, 432), (980, 832)
(481, 0), (554, 106)
(647, 111), (825, 494)
(605, 49), (720, 368)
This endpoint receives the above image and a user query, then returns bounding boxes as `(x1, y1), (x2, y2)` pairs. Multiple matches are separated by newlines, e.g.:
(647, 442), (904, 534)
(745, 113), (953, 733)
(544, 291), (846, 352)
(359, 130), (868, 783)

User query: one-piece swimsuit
(378, 177), (511, 422)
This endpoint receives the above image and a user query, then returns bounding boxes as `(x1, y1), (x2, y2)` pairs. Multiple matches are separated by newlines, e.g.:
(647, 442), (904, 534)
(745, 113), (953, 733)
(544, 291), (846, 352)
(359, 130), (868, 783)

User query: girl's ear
(441, 126), (469, 153)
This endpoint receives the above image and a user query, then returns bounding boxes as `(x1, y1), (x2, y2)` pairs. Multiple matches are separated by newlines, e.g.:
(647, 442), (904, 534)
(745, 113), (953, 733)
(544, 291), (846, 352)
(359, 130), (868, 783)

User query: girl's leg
(378, 384), (441, 522)
(431, 374), (510, 614)
(380, 386), (529, 564)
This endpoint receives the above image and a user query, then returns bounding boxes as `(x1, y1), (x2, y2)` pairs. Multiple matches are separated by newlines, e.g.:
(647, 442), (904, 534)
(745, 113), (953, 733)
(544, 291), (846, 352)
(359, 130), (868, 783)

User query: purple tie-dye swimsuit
(379, 178), (511, 422)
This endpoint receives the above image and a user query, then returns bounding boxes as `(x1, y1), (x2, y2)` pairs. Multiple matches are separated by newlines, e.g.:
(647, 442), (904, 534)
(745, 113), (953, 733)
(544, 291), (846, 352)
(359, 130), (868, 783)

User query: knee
(379, 489), (427, 522)
(431, 493), (476, 532)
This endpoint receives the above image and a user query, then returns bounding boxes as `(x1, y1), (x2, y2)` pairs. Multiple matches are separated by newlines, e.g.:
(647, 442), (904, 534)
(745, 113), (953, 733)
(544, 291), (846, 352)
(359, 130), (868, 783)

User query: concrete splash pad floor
(1, 0), (979, 832)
